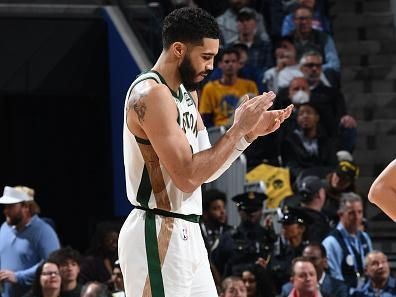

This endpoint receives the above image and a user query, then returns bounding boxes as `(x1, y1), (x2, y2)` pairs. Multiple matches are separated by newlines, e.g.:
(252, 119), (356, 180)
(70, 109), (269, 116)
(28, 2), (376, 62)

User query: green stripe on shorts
(136, 165), (166, 297)
(145, 212), (165, 297)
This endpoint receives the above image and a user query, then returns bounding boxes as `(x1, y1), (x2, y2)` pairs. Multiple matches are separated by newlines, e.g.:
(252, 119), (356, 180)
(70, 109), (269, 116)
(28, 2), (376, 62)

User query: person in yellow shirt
(199, 47), (258, 127)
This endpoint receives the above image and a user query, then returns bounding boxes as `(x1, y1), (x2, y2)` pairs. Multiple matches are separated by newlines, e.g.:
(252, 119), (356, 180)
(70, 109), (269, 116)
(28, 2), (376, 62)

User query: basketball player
(118, 7), (293, 297)
(368, 159), (396, 220)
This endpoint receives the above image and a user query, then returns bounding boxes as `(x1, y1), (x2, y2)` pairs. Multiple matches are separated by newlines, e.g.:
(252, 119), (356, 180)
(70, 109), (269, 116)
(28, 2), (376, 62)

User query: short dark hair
(304, 242), (327, 258)
(162, 7), (220, 49)
(202, 189), (226, 212)
(293, 4), (314, 17)
(218, 47), (240, 62)
(49, 246), (82, 266)
(274, 36), (294, 49)
(232, 43), (249, 54)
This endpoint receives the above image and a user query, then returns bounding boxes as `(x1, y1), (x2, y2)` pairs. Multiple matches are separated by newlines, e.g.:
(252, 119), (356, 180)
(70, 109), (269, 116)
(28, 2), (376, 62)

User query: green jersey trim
(150, 70), (183, 102)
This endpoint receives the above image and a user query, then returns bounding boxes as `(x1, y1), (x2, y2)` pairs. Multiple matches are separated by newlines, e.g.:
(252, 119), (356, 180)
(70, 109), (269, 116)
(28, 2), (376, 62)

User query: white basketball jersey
(123, 71), (202, 215)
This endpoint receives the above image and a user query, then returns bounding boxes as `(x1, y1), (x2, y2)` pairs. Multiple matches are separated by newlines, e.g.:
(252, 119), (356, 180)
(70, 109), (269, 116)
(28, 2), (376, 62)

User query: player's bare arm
(127, 84), (274, 193)
(368, 159), (396, 220)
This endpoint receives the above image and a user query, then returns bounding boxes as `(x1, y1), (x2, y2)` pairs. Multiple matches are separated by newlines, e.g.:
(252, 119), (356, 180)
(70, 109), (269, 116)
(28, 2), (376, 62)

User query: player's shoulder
(129, 79), (171, 104)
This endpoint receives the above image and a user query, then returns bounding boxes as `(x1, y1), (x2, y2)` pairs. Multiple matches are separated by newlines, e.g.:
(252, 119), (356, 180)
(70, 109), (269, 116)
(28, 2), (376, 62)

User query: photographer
(211, 192), (275, 277)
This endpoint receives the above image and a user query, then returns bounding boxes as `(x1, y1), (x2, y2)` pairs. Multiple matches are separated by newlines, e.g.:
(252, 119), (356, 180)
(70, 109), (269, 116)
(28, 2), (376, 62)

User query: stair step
(334, 27), (395, 42)
(340, 54), (396, 67)
(342, 80), (396, 93)
(355, 135), (396, 151)
(346, 92), (396, 120)
(331, 0), (390, 14)
(342, 65), (396, 81)
(349, 107), (395, 121)
(354, 149), (395, 166)
(345, 92), (396, 106)
(354, 119), (396, 135)
(337, 40), (396, 55)
(333, 12), (394, 29)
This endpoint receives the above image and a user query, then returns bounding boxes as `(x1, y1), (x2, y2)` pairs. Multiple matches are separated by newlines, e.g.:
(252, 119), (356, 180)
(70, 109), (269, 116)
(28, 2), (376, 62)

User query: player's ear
(172, 42), (187, 59)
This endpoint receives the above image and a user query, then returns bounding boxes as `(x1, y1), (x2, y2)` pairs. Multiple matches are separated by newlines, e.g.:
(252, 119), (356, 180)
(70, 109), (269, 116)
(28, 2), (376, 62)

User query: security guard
(268, 206), (312, 293)
(211, 191), (275, 277)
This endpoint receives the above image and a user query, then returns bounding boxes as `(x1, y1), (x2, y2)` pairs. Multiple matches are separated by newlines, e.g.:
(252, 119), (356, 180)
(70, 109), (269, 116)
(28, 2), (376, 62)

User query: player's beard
(179, 54), (201, 92)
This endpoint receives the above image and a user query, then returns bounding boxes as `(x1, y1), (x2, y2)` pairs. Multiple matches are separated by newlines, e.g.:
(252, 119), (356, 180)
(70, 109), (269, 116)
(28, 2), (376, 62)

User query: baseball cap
(232, 191), (267, 213)
(336, 160), (359, 181)
(237, 7), (257, 21)
(0, 186), (34, 204)
(298, 175), (326, 202)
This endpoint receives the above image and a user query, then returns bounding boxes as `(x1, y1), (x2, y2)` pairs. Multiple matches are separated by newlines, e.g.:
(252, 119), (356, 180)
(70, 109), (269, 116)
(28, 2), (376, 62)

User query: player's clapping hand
(246, 102), (293, 141)
(232, 91), (275, 137)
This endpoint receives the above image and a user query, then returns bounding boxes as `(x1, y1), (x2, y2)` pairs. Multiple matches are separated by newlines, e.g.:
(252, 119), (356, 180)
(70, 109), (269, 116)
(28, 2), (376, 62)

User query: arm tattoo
(133, 99), (147, 123)
(127, 90), (148, 124)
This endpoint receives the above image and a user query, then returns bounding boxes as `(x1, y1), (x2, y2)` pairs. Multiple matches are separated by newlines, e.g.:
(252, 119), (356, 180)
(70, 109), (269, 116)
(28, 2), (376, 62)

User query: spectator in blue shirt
(353, 250), (396, 297)
(281, 0), (331, 36)
(287, 5), (340, 79)
(0, 186), (60, 297)
(322, 192), (373, 293)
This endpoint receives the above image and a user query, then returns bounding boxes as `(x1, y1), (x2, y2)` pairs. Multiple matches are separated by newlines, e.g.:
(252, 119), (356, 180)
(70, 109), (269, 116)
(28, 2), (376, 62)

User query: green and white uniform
(119, 71), (217, 297)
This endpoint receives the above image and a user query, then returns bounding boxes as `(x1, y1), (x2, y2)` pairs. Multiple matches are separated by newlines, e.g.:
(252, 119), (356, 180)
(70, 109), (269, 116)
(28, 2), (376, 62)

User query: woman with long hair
(23, 260), (61, 297)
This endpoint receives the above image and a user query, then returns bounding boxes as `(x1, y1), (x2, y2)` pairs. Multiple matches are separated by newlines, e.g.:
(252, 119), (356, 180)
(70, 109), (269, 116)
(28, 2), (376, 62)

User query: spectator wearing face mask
(275, 77), (334, 139)
(276, 72), (354, 153)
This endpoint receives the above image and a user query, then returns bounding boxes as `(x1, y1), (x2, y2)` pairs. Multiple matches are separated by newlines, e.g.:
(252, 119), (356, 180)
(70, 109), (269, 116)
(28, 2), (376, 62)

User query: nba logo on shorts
(181, 226), (189, 240)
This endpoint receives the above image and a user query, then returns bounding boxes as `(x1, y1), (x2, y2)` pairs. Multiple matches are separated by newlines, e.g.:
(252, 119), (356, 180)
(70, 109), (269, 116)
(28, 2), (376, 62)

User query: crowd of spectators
(172, 1), (390, 296)
(0, 186), (124, 297)
(0, 1), (393, 297)
(200, 185), (391, 297)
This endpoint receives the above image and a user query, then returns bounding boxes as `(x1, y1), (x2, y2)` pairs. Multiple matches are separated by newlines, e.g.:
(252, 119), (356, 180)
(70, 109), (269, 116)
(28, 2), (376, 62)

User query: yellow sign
(246, 163), (293, 208)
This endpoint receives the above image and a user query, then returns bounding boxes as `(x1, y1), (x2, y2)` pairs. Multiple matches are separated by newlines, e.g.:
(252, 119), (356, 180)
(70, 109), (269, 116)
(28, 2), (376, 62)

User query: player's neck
(152, 52), (182, 94)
